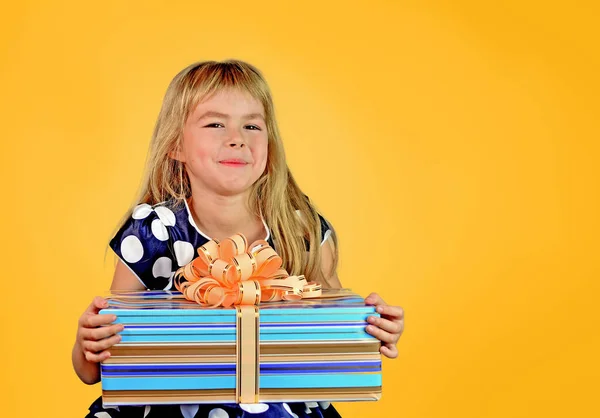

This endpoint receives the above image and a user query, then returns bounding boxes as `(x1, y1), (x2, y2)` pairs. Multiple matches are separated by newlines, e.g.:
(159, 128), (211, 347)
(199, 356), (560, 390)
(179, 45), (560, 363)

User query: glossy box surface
(99, 290), (382, 406)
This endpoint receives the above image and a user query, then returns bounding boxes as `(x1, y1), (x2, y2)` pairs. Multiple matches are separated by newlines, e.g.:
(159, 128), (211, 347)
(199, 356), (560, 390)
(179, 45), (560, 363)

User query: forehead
(191, 88), (265, 117)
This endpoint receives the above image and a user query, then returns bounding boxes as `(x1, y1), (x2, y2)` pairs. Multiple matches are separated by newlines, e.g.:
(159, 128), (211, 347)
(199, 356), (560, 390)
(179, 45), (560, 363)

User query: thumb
(365, 292), (385, 306)
(86, 296), (108, 314)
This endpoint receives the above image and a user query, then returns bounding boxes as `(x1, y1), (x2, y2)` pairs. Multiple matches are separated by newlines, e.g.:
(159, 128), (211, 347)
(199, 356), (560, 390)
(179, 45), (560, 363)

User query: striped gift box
(99, 289), (382, 406)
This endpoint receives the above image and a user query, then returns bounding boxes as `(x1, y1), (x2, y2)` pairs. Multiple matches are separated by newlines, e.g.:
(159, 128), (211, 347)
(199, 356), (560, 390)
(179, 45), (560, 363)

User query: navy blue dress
(85, 200), (341, 418)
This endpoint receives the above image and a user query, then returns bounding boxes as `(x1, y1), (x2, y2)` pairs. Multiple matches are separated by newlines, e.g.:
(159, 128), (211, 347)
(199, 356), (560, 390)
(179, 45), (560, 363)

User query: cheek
(253, 137), (269, 165)
(183, 136), (216, 163)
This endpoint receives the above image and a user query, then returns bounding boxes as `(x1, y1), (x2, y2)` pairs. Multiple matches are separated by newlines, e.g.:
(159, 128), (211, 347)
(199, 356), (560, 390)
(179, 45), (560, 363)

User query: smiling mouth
(219, 159), (249, 167)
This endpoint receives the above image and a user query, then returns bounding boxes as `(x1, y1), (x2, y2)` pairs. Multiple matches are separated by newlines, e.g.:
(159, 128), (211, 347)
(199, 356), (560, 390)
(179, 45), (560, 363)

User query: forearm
(72, 341), (100, 385)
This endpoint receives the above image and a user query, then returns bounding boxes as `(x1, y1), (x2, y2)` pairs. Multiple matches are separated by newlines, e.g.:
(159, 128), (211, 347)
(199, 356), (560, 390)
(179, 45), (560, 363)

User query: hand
(364, 293), (404, 359)
(76, 296), (124, 363)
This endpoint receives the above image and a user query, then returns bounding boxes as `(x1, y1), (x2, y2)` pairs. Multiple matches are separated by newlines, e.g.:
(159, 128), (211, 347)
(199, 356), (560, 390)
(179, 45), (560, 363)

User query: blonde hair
(117, 60), (338, 287)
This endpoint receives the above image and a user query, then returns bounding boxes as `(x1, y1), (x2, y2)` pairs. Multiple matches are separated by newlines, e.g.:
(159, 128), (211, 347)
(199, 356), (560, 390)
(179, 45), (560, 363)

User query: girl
(73, 60), (404, 418)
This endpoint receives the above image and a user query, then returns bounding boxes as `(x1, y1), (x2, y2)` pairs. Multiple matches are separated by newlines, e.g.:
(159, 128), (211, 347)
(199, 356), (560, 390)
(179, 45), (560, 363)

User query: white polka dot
(94, 413), (112, 418)
(174, 241), (194, 266)
(151, 219), (169, 241)
(152, 257), (172, 278)
(240, 403), (269, 413)
(132, 203), (153, 220)
(155, 206), (176, 226)
(163, 272), (175, 290)
(180, 404), (199, 418)
(318, 401), (331, 410)
(121, 235), (144, 263)
(283, 403), (299, 418)
(143, 405), (151, 418)
(304, 401), (318, 413)
(208, 408), (229, 418)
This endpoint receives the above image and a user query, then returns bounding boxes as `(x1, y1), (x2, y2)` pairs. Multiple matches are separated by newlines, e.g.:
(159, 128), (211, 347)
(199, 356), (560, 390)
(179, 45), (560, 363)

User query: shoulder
(113, 201), (183, 245)
(109, 201), (203, 290)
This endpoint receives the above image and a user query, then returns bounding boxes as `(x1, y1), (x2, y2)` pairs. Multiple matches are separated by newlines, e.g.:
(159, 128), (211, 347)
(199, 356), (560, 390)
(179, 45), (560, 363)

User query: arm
(72, 260), (146, 385)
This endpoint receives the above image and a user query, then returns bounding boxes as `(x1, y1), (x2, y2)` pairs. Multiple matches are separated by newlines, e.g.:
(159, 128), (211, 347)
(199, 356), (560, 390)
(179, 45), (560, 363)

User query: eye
(245, 125), (262, 131)
(204, 123), (224, 128)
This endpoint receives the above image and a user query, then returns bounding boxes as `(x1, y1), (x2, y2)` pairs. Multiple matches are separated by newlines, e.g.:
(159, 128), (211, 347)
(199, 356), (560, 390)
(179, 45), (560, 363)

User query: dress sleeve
(318, 214), (333, 246)
(109, 204), (177, 290)
(301, 212), (333, 250)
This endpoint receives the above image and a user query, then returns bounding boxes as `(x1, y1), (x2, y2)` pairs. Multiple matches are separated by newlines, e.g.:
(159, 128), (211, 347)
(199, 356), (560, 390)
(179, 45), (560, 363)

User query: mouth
(219, 159), (249, 167)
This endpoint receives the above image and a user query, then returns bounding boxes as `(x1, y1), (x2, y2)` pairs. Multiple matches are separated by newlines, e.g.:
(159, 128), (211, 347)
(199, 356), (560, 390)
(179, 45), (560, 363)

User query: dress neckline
(183, 198), (271, 243)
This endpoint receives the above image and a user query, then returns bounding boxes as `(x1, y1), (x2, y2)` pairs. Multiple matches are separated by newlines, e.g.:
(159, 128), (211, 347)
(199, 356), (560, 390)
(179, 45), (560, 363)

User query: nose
(226, 127), (246, 148)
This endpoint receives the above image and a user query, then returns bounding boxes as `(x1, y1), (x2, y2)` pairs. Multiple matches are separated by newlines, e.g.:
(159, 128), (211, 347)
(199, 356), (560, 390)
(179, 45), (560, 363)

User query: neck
(187, 187), (265, 243)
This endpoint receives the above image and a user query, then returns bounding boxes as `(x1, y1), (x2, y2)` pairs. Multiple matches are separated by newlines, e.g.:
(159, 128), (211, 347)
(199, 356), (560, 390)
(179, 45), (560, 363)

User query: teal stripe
(102, 375), (236, 390)
(120, 331), (376, 343)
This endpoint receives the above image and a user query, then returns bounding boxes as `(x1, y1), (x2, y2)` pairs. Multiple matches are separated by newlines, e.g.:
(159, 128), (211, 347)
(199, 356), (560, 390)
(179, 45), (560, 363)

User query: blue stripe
(101, 373), (381, 391)
(124, 325), (236, 329)
(265, 368), (382, 374)
(103, 372), (235, 376)
(102, 364), (234, 370)
(103, 369), (381, 377)
(101, 362), (381, 374)
(261, 374), (382, 388)
(262, 361), (380, 369)
(102, 366), (235, 373)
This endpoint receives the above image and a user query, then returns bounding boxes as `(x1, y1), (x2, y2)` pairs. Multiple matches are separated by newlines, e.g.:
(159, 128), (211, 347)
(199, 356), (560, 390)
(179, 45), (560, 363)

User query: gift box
(99, 289), (382, 406)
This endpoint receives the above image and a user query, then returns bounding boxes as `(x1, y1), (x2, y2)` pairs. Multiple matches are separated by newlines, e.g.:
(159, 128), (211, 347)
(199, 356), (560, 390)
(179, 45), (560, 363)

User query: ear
(169, 146), (186, 163)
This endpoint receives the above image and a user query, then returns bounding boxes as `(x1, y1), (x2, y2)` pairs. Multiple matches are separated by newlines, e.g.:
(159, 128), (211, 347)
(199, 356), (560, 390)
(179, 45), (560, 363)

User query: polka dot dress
(85, 200), (341, 418)
(85, 401), (340, 418)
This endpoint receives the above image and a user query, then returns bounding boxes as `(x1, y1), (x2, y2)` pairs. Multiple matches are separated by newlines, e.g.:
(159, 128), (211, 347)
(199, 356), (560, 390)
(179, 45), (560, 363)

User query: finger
(79, 297), (109, 326)
(79, 323), (122, 343)
(80, 313), (118, 329)
(84, 349), (112, 363)
(88, 296), (108, 314)
(380, 343), (399, 359)
(83, 334), (122, 353)
(89, 323), (125, 341)
(364, 293), (386, 306)
(375, 305), (404, 319)
(367, 315), (403, 335)
(365, 324), (398, 344)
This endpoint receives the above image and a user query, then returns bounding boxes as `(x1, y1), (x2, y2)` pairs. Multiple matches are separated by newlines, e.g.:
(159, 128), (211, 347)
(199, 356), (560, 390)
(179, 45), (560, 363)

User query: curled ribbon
(174, 234), (322, 307)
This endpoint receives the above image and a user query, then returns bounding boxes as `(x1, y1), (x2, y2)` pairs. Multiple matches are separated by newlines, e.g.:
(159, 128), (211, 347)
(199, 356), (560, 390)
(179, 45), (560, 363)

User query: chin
(216, 180), (255, 196)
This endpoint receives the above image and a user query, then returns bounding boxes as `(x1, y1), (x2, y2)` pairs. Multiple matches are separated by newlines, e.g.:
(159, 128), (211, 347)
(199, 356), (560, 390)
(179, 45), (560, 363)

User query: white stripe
(320, 229), (332, 246)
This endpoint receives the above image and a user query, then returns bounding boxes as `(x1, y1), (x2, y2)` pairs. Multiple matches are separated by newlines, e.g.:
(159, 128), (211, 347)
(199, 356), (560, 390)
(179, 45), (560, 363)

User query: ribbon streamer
(174, 234), (322, 307)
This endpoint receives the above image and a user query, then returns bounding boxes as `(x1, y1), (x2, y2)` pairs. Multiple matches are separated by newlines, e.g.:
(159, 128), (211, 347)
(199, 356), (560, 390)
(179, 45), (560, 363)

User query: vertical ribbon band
(174, 233), (322, 402)
(236, 305), (260, 403)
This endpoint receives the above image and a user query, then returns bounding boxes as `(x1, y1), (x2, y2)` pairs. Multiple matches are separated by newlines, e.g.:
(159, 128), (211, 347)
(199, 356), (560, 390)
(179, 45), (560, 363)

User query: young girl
(73, 60), (404, 418)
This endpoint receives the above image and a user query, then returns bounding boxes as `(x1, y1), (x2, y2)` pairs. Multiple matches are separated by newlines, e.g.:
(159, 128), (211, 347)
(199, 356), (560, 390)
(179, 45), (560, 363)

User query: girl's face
(176, 88), (269, 197)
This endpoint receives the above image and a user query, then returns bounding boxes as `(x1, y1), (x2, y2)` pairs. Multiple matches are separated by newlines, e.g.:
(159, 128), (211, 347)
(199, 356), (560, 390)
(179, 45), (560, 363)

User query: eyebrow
(197, 111), (265, 121)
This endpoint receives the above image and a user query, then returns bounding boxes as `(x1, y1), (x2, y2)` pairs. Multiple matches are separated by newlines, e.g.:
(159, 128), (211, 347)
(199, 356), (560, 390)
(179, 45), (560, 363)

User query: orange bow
(174, 234), (322, 307)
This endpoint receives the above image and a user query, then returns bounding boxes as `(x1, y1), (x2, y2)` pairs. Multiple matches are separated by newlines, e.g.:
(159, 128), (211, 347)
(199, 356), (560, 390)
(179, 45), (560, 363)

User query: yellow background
(1, 1), (598, 417)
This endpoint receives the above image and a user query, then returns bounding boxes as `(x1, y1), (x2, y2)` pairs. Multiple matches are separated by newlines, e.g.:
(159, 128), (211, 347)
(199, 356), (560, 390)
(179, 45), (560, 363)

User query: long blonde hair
(117, 60), (338, 287)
